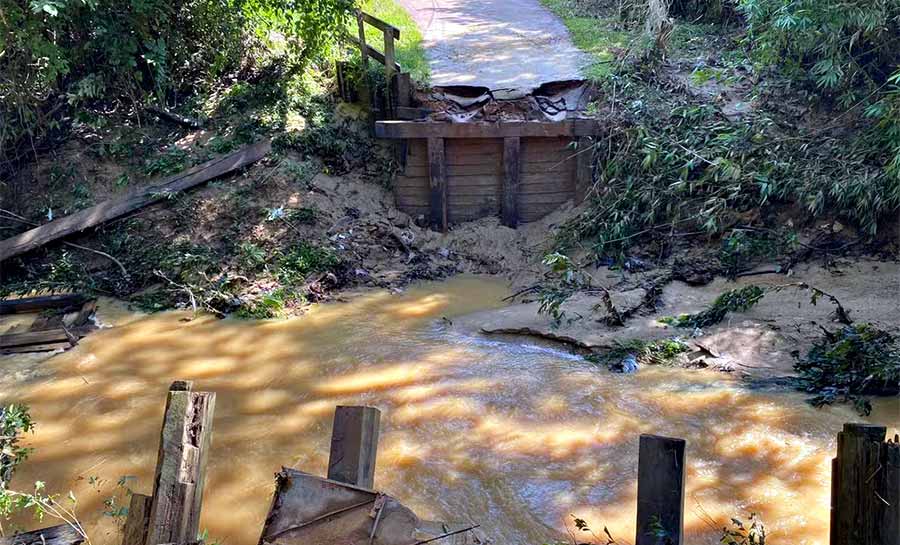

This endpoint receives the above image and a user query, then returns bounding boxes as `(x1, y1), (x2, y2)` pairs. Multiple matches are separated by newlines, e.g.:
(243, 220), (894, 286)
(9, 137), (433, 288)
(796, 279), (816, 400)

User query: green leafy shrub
(796, 323), (900, 414)
(662, 285), (765, 328)
(0, 0), (354, 177)
(1, 404), (34, 488)
(277, 242), (341, 284)
(738, 0), (899, 97)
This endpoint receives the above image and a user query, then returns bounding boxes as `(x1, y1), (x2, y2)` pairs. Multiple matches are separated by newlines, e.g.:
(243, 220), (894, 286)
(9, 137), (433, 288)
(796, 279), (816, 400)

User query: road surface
(397, 0), (588, 90)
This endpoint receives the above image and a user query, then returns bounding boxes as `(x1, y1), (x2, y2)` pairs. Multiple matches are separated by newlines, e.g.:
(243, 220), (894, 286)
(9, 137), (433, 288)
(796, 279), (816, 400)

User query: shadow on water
(1, 275), (897, 545)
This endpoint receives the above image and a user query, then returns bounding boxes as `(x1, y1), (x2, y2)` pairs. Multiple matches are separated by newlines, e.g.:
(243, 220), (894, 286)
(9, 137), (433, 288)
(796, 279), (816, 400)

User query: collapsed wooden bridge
(4, 382), (897, 545)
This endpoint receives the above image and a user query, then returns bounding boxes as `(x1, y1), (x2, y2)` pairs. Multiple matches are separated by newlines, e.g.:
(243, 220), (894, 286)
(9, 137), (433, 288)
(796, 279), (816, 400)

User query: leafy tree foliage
(0, 0), (354, 174)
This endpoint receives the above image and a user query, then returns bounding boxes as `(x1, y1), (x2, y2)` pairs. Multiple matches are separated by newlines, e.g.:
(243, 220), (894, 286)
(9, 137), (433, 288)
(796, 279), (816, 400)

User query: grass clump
(588, 337), (691, 369)
(277, 243), (341, 285)
(235, 288), (300, 320)
(796, 323), (900, 415)
(662, 285), (765, 329)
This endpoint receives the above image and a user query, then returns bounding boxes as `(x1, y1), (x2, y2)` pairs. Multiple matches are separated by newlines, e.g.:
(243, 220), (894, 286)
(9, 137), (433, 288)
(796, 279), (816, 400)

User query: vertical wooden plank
(121, 493), (151, 545)
(427, 137), (448, 232)
(327, 406), (381, 489)
(395, 73), (412, 108)
(575, 136), (593, 202)
(146, 381), (216, 545)
(383, 33), (397, 117)
(831, 424), (890, 545)
(355, 10), (371, 113)
(502, 137), (520, 228)
(636, 434), (685, 545)
(878, 435), (900, 545)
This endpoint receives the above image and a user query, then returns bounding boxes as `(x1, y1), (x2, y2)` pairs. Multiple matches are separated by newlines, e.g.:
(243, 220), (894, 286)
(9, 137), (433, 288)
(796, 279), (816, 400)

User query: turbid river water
(1, 276), (897, 545)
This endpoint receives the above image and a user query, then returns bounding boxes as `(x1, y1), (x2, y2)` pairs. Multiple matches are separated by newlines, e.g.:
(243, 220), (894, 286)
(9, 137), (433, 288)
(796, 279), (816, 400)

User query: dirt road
(397, 0), (588, 90)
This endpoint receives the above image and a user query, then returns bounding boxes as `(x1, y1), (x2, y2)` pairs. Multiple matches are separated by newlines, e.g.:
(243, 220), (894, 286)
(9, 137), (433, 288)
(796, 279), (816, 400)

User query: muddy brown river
(1, 276), (897, 544)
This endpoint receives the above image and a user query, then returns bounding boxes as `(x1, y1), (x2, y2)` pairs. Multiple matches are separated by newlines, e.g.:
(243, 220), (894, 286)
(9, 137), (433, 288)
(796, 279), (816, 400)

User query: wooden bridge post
(575, 136), (594, 202)
(427, 137), (448, 232)
(145, 380), (216, 545)
(327, 406), (381, 488)
(636, 434), (686, 545)
(502, 137), (521, 228)
(831, 423), (899, 545)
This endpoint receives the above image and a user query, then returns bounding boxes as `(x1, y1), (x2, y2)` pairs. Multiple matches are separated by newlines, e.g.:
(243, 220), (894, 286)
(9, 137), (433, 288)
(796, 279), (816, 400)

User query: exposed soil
(453, 259), (900, 381)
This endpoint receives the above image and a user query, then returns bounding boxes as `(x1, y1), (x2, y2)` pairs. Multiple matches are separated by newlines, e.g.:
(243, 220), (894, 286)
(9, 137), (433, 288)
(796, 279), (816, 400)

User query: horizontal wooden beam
(361, 11), (400, 39)
(344, 34), (401, 72)
(375, 119), (602, 139)
(0, 524), (84, 545)
(0, 293), (87, 314)
(0, 326), (94, 350)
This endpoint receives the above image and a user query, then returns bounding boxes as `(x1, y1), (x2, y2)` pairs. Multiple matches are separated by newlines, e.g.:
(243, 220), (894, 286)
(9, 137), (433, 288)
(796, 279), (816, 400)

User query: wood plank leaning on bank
(0, 140), (272, 262)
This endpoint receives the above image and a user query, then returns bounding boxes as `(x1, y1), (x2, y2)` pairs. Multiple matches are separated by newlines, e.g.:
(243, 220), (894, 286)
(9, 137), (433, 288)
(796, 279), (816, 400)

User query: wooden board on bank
(0, 140), (271, 262)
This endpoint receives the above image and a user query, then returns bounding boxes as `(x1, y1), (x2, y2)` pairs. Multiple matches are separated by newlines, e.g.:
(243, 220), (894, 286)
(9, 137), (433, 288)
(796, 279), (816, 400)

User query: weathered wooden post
(831, 423), (899, 545)
(121, 493), (152, 545)
(327, 405), (381, 488)
(502, 137), (521, 228)
(355, 10), (372, 116)
(427, 137), (448, 233)
(636, 434), (686, 545)
(144, 380), (216, 545)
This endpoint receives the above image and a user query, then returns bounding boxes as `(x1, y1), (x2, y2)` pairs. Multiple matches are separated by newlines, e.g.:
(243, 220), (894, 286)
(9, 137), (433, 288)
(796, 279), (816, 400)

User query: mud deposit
(1, 276), (897, 545)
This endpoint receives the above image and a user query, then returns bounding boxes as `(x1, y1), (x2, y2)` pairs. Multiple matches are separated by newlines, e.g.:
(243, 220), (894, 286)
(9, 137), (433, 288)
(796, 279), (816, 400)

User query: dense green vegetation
(797, 323), (900, 414)
(542, 0), (900, 260)
(0, 0), (356, 178)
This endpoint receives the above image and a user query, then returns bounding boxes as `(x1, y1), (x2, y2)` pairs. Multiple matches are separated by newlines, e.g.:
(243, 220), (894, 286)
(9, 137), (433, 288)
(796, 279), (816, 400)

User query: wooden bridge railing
(342, 10), (412, 120)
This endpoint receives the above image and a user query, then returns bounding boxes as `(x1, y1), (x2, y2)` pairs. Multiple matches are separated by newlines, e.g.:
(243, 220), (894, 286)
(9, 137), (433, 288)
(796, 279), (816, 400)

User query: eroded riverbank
(1, 276), (897, 545)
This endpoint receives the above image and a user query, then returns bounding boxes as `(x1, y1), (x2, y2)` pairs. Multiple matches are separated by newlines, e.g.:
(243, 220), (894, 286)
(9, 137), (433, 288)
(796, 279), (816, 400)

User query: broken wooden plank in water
(121, 493), (152, 545)
(28, 299), (96, 332)
(0, 325), (94, 351)
(0, 140), (271, 262)
(258, 469), (486, 545)
(0, 524), (84, 545)
(328, 406), (381, 489)
(146, 381), (216, 545)
(0, 293), (87, 314)
(636, 434), (686, 545)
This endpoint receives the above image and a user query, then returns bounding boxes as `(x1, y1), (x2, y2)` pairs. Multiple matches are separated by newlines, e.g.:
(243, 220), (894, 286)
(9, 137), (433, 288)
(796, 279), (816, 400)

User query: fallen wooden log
(0, 140), (271, 262)
(0, 294), (87, 314)
(0, 524), (84, 545)
(0, 326), (94, 351)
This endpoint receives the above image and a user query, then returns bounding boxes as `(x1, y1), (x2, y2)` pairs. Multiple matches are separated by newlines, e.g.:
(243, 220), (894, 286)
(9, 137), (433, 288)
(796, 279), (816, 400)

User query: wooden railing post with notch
(636, 434), (686, 545)
(144, 380), (215, 545)
(327, 406), (381, 488)
(831, 423), (899, 545)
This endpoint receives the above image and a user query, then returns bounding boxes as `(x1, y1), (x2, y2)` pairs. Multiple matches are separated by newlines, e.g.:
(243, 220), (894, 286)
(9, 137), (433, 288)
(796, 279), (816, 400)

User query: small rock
(438, 247), (450, 258)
